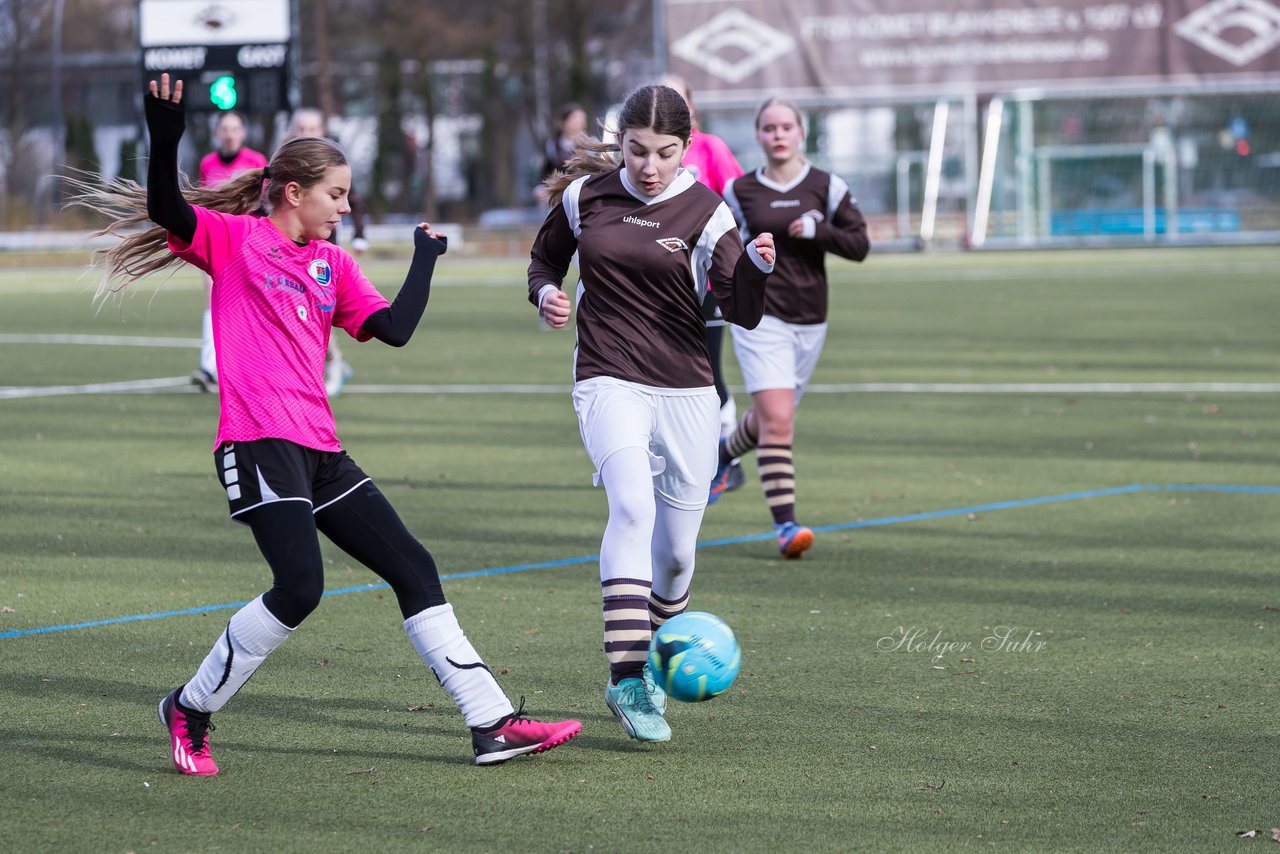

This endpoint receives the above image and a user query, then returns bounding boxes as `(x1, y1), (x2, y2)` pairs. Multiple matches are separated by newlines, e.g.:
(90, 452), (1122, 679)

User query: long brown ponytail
(66, 135), (347, 302)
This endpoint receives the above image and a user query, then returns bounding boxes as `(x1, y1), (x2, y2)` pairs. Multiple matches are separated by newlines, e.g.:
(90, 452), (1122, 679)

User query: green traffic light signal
(209, 75), (238, 110)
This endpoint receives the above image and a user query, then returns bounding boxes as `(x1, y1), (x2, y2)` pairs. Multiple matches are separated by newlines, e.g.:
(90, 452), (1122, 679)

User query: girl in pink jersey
(710, 97), (870, 559)
(530, 84), (775, 743)
(73, 74), (580, 775)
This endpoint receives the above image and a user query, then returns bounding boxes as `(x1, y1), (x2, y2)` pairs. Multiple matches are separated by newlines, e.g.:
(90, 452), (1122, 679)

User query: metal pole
(1142, 148), (1155, 241)
(962, 92), (978, 243)
(51, 0), (66, 186)
(1015, 98), (1035, 244)
(920, 100), (948, 243)
(896, 156), (911, 239)
(653, 0), (667, 77)
(971, 97), (1003, 248)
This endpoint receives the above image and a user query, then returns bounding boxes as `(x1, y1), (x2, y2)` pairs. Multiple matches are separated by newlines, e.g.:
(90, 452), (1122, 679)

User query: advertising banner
(667, 0), (1280, 103)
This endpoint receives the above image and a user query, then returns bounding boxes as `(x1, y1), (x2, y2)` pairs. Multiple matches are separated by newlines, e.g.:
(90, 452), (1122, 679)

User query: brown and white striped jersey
(724, 163), (869, 325)
(528, 167), (771, 389)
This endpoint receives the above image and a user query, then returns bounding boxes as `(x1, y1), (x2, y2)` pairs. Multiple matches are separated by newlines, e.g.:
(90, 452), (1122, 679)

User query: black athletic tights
(705, 324), (729, 409)
(243, 481), (445, 628)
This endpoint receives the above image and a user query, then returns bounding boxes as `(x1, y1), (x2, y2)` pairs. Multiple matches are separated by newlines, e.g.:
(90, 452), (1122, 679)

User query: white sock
(719, 396), (737, 436)
(200, 309), (217, 379)
(404, 604), (513, 729)
(180, 595), (292, 713)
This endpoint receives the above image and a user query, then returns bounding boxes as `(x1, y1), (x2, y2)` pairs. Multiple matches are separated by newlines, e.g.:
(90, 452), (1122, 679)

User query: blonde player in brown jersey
(710, 97), (870, 559)
(529, 84), (775, 743)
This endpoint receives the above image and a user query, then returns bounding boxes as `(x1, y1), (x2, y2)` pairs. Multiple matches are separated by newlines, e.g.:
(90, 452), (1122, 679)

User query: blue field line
(3, 483), (1276, 640)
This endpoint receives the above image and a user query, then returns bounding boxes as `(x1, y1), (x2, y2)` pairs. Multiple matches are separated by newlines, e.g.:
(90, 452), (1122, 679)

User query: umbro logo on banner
(671, 10), (796, 83)
(1174, 0), (1280, 67)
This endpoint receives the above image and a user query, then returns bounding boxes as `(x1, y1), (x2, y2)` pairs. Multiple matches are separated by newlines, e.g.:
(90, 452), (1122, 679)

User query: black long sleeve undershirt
(143, 94), (197, 243)
(359, 229), (447, 346)
(144, 93), (440, 347)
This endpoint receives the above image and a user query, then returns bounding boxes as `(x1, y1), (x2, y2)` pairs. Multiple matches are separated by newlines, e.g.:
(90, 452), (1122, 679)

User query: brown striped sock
(758, 444), (797, 525)
(602, 577), (652, 685)
(721, 411), (758, 465)
(648, 589), (690, 632)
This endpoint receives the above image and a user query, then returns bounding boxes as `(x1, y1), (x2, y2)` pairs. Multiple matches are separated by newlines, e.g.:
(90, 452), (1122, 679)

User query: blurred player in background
(529, 84), (774, 744)
(286, 107), (369, 396)
(711, 97), (870, 559)
(71, 73), (581, 774)
(536, 102), (588, 203)
(659, 74), (748, 494)
(192, 111), (267, 391)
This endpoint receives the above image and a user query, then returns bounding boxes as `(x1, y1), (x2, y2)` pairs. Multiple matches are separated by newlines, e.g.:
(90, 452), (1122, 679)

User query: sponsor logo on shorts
(656, 237), (689, 253)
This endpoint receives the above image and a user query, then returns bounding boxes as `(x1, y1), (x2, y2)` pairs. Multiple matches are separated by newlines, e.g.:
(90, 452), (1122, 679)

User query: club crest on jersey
(308, 259), (332, 286)
(297, 305), (308, 321)
(656, 237), (688, 253)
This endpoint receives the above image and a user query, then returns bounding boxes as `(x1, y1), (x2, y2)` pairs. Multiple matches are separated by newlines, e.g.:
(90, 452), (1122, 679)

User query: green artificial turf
(1, 246), (1277, 852)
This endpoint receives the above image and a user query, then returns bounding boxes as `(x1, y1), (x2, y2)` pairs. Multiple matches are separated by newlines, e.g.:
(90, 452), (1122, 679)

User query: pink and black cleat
(471, 698), (581, 766)
(158, 687), (218, 776)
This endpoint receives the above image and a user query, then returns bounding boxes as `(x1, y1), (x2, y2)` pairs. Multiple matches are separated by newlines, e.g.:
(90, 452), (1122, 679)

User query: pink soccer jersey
(168, 206), (389, 451)
(682, 129), (744, 197)
(198, 148), (268, 188)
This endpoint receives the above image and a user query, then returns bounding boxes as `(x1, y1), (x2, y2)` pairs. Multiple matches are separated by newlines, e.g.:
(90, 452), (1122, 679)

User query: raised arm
(359, 224), (448, 347)
(144, 73), (197, 243)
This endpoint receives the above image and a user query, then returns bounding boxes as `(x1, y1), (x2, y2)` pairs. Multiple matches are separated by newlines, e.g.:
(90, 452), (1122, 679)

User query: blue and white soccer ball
(648, 611), (741, 702)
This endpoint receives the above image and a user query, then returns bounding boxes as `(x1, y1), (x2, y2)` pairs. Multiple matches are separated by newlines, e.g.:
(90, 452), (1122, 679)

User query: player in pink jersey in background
(198, 111), (267, 187)
(192, 111), (268, 392)
(69, 73), (580, 776)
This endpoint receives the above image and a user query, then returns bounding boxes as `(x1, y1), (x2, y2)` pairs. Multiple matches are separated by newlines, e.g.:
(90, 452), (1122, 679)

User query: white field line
(0, 376), (193, 399)
(806, 382), (1280, 394)
(0, 333), (200, 348)
(5, 378), (1280, 401)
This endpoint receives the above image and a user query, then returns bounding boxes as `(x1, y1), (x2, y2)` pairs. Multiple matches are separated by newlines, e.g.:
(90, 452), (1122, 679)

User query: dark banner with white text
(666, 0), (1280, 104)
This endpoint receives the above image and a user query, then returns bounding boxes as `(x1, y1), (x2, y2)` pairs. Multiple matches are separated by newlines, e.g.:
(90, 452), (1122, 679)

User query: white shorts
(731, 314), (828, 404)
(572, 377), (720, 510)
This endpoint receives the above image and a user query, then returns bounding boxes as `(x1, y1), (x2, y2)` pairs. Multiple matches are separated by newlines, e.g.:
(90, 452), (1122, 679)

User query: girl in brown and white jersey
(712, 97), (870, 559)
(529, 84), (775, 743)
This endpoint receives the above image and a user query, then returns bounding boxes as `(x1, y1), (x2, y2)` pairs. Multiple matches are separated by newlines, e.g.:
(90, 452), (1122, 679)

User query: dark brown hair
(542, 84), (691, 207)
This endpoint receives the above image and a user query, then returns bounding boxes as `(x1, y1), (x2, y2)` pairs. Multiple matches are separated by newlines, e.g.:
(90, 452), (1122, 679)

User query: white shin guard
(180, 595), (292, 713)
(404, 603), (513, 729)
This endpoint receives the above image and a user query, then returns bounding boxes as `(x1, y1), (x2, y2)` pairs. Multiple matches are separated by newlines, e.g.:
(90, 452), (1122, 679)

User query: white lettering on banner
(144, 47), (207, 71)
(237, 44), (288, 69)
(860, 37), (1110, 69)
(803, 3), (1167, 42)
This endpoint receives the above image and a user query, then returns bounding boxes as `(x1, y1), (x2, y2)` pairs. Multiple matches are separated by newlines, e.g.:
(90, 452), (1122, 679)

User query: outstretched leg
(316, 481), (579, 763)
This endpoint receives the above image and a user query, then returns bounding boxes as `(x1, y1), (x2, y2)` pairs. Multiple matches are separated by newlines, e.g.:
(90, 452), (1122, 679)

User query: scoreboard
(138, 0), (291, 113)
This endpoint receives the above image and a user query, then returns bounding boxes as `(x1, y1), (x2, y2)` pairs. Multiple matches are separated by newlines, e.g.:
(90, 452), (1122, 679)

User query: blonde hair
(541, 84), (691, 208)
(66, 136), (348, 301)
(754, 97), (806, 135)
